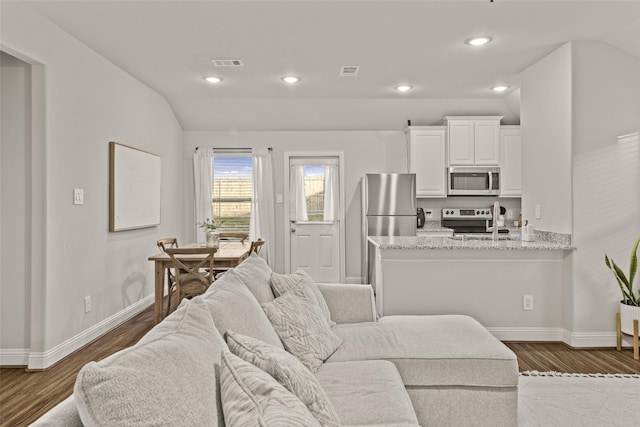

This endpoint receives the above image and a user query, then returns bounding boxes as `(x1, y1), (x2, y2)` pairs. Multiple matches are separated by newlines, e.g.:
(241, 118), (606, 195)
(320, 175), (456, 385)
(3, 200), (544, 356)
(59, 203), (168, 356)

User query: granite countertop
(369, 234), (575, 251)
(417, 221), (452, 233)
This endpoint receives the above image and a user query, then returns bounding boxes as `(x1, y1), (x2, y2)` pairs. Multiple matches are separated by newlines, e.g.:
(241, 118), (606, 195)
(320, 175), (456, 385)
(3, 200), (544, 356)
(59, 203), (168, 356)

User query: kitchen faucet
(491, 201), (500, 241)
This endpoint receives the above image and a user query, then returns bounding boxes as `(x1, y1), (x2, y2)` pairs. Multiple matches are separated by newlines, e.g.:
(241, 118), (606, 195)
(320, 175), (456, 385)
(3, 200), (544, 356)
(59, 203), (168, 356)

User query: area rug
(518, 371), (640, 427)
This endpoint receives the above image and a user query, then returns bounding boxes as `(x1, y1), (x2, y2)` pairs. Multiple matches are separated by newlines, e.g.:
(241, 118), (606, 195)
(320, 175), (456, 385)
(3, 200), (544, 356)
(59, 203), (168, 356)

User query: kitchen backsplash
(417, 196), (522, 223)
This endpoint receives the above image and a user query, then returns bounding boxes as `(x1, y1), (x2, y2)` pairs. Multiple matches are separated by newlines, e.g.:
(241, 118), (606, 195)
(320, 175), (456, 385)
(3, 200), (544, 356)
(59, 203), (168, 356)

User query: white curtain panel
(323, 164), (338, 222)
(250, 149), (275, 267)
(290, 165), (309, 222)
(193, 149), (214, 243)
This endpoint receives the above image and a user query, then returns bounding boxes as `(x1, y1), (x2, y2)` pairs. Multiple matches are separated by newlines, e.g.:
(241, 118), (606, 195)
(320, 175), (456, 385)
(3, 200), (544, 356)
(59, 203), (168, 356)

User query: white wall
(520, 43), (573, 235)
(519, 41), (640, 346)
(1, 52), (31, 357)
(1, 3), (184, 367)
(570, 41), (640, 337)
(184, 131), (408, 282)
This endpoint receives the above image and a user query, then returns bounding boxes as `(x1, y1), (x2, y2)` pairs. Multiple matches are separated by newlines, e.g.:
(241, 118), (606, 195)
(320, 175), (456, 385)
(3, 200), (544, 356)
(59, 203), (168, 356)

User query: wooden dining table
(149, 241), (251, 323)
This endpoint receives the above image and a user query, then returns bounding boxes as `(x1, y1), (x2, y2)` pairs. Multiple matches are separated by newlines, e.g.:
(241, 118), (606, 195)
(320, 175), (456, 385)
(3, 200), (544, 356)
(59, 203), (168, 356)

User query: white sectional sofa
(32, 253), (518, 426)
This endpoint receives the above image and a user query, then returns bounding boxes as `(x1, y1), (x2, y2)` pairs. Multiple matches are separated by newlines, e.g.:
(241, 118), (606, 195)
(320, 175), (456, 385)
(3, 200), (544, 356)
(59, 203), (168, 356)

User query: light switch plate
(74, 188), (84, 205)
(276, 193), (283, 204)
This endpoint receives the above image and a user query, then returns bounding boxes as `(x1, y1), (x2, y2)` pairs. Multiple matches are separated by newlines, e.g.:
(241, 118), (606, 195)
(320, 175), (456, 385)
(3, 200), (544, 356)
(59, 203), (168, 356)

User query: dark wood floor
(1, 306), (639, 426)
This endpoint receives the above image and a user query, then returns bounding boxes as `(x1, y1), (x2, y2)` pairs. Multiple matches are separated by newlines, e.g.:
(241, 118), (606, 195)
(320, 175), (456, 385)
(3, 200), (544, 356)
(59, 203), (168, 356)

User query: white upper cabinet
(499, 126), (522, 197)
(446, 116), (502, 166)
(406, 127), (447, 198)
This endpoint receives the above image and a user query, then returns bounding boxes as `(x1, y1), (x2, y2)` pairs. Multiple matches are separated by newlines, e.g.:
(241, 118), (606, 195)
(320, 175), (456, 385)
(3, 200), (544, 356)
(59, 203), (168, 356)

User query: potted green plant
(605, 236), (640, 335)
(199, 218), (224, 249)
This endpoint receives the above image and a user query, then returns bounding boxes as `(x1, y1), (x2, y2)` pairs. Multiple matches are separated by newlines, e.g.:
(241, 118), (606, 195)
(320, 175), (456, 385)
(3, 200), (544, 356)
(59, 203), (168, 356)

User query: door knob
(291, 228), (296, 233)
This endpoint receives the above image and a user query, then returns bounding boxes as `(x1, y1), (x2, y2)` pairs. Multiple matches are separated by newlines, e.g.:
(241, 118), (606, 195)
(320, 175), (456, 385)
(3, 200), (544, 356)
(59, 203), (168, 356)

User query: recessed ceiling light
(395, 85), (413, 92)
(204, 76), (223, 84)
(491, 85), (510, 92)
(281, 76), (301, 84)
(465, 36), (492, 46)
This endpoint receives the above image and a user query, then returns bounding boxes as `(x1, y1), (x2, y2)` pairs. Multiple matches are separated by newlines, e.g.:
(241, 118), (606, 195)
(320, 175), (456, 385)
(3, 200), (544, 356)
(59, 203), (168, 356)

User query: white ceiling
(20, 0), (640, 131)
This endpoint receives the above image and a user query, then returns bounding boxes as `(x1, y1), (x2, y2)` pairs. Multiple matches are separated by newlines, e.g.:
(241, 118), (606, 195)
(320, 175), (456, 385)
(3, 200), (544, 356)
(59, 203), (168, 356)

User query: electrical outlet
(535, 204), (541, 220)
(84, 296), (92, 313)
(426, 210), (433, 219)
(74, 188), (84, 205)
(506, 209), (513, 220)
(523, 295), (533, 311)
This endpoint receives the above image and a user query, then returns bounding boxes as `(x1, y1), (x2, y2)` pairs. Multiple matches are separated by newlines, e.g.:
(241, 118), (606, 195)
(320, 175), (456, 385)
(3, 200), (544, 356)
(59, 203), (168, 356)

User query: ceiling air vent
(211, 59), (244, 67)
(340, 66), (360, 77)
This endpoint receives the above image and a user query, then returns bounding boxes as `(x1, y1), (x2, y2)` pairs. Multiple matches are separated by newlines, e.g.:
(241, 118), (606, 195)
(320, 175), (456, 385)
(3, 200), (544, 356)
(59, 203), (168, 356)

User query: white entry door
(286, 155), (343, 283)
(290, 221), (340, 282)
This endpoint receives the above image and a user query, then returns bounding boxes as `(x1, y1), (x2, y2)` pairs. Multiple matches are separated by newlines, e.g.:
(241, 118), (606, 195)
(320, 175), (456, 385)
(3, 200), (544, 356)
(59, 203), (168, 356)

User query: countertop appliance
(417, 208), (425, 228)
(362, 173), (417, 284)
(448, 167), (500, 196)
(441, 207), (509, 234)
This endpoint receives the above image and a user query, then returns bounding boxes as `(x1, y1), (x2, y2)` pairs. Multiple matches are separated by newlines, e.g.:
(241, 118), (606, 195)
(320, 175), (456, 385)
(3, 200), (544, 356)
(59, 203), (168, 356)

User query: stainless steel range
(441, 208), (509, 234)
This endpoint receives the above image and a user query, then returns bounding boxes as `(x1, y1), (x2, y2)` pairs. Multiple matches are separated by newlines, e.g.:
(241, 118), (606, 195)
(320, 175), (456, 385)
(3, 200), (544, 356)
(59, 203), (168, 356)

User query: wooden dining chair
(249, 238), (265, 255)
(165, 247), (216, 311)
(157, 238), (179, 316)
(218, 232), (249, 243)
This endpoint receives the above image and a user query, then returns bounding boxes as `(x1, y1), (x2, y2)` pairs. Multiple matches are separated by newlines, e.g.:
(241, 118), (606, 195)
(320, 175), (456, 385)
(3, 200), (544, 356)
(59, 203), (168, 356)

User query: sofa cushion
(262, 282), (342, 372)
(74, 298), (225, 427)
(202, 268), (283, 349)
(270, 269), (335, 326)
(326, 315), (518, 388)
(233, 253), (275, 304)
(219, 350), (321, 427)
(226, 330), (340, 427)
(315, 360), (419, 427)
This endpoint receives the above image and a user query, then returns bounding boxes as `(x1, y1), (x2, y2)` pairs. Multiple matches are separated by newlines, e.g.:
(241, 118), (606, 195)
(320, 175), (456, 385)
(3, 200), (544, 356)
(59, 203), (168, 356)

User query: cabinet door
(408, 129), (447, 197)
(448, 121), (475, 165)
(474, 120), (501, 165)
(500, 127), (521, 197)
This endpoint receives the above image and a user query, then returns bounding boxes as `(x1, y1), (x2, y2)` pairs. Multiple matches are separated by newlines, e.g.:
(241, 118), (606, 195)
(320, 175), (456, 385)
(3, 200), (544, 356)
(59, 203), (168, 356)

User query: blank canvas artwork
(109, 141), (161, 231)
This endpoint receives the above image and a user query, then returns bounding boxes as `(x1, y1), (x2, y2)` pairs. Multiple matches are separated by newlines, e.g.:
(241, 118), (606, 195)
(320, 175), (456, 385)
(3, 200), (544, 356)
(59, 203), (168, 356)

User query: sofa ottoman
(326, 315), (519, 426)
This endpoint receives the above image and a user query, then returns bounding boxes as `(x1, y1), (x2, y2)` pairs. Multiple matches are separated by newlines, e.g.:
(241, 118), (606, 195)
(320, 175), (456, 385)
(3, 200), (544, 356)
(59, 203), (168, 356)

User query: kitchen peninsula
(368, 233), (575, 341)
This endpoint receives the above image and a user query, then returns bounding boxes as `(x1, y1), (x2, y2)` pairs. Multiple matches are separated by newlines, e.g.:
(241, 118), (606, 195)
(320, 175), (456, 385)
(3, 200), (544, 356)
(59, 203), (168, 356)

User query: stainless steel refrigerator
(361, 173), (417, 284)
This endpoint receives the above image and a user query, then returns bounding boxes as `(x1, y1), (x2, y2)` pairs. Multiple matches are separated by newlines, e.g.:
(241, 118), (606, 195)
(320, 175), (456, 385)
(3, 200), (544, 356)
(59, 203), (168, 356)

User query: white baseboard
(488, 327), (565, 342)
(26, 295), (154, 370)
(0, 348), (30, 366)
(488, 327), (621, 348)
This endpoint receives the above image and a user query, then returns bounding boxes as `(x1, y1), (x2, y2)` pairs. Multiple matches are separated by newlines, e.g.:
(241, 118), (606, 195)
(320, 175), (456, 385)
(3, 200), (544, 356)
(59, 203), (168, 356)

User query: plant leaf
(628, 236), (639, 297)
(606, 255), (633, 304)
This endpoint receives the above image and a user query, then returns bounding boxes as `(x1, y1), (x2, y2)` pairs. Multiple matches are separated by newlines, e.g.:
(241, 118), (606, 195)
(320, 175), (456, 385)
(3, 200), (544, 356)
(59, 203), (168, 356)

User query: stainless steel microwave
(447, 167), (500, 196)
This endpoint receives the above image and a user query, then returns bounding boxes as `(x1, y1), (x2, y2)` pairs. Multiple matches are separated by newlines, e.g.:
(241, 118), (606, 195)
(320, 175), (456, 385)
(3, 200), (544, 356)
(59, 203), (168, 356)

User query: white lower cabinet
(500, 126), (522, 197)
(406, 127), (447, 198)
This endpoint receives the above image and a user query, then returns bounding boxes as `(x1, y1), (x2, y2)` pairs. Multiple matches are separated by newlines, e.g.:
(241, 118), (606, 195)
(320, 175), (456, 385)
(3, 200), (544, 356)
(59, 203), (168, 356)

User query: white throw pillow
(74, 298), (225, 427)
(219, 350), (321, 427)
(226, 330), (340, 427)
(270, 269), (335, 327)
(262, 282), (343, 372)
(234, 253), (275, 304)
(202, 268), (283, 349)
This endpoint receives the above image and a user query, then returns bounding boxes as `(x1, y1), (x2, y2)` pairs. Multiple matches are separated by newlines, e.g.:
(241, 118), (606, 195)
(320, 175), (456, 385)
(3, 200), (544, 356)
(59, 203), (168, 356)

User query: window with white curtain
(212, 154), (253, 233)
(289, 157), (339, 222)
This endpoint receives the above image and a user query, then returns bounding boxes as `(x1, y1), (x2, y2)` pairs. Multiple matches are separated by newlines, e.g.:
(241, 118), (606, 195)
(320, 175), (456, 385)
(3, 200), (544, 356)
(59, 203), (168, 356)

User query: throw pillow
(219, 350), (321, 427)
(226, 330), (340, 427)
(262, 283), (343, 372)
(74, 298), (225, 427)
(234, 253), (275, 304)
(270, 269), (335, 327)
(202, 268), (283, 349)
